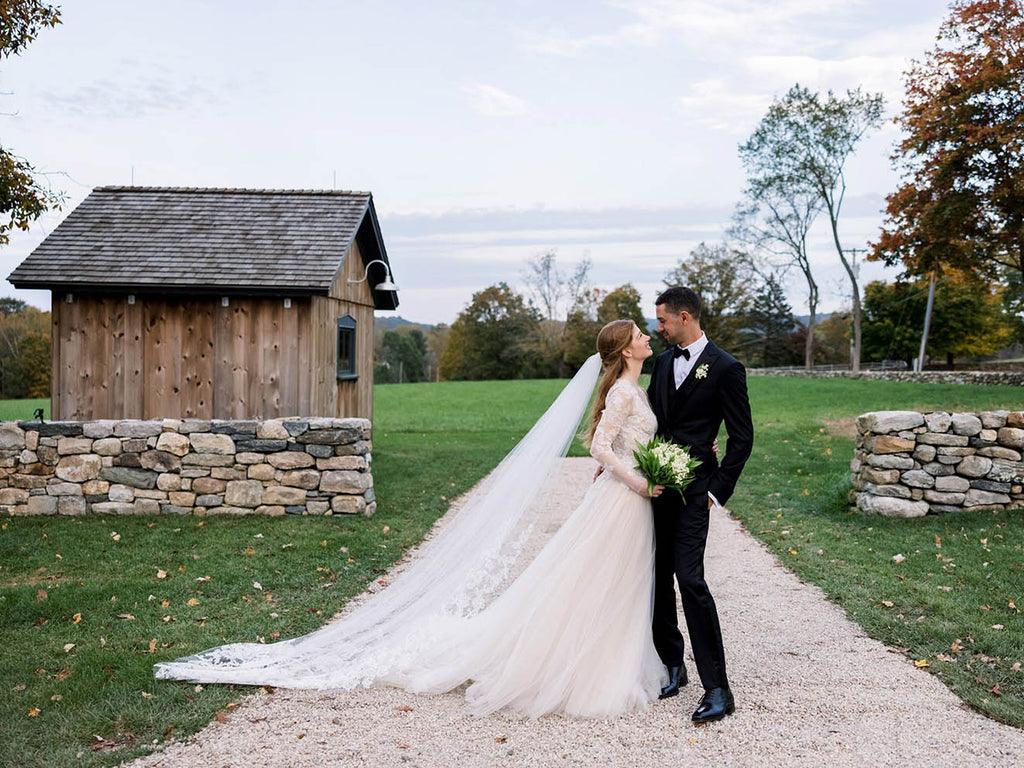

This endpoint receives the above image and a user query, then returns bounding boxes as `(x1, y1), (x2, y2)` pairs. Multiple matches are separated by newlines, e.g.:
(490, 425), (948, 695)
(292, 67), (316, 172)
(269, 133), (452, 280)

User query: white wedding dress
(156, 366), (664, 718)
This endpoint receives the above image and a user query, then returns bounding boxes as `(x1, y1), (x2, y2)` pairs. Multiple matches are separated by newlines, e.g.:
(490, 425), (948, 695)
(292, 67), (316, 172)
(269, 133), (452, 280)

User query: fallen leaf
(881, 601), (894, 608)
(397, 743), (409, 749)
(117, 614), (135, 621)
(253, 582), (262, 591)
(992, 624), (1005, 630)
(260, 685), (275, 694)
(1012, 662), (1021, 672)
(297, 733), (306, 740)
(688, 738), (699, 744)
(395, 705), (413, 712)
(186, 598), (199, 606)
(788, 548), (798, 555)
(244, 547), (255, 555)
(913, 659), (929, 668)
(161, 599), (170, 608)
(55, 669), (71, 682)
(63, 643), (75, 653)
(382, 525), (390, 533)
(937, 585), (952, 592)
(110, 532), (120, 542)
(214, 711), (230, 723)
(156, 569), (167, 579)
(140, 691), (153, 699)
(892, 554), (906, 564)
(36, 589), (47, 601)
(73, 613), (82, 624)
(27, 707), (40, 717)
(495, 736), (507, 743)
(148, 638), (158, 653)
(936, 654), (957, 663)
(194, 685), (203, 692)
(951, 640), (962, 653)
(50, 694), (62, 701)
(990, 683), (1002, 697)
(934, 534), (941, 548)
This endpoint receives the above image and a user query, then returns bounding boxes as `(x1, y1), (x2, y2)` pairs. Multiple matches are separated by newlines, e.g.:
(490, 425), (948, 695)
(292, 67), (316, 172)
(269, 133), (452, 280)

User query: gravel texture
(128, 458), (1024, 768)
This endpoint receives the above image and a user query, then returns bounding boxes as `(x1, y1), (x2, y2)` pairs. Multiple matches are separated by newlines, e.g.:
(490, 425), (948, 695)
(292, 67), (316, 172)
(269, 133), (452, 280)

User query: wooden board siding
(50, 293), (322, 420)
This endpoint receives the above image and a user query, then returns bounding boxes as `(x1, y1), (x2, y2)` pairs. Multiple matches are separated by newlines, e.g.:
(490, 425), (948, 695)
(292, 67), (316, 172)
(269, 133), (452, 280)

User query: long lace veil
(154, 353), (603, 689)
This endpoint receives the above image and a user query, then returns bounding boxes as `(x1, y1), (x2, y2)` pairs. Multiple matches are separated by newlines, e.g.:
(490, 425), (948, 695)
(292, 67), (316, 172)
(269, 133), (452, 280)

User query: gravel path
(128, 458), (1024, 768)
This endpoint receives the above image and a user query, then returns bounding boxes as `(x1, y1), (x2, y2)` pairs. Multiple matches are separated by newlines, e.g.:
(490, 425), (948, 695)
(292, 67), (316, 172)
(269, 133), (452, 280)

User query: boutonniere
(694, 363), (709, 380)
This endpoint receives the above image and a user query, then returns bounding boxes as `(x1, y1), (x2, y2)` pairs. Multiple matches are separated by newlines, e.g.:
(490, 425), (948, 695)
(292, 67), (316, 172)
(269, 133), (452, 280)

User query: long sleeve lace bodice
(589, 379), (658, 495)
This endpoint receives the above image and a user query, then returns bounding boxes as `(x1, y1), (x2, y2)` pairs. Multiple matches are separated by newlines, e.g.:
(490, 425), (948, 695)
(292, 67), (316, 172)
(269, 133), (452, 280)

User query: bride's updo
(584, 319), (636, 447)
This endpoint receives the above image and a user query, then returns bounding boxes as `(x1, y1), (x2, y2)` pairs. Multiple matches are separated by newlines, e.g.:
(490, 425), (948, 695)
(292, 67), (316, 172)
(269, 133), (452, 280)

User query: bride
(156, 319), (668, 718)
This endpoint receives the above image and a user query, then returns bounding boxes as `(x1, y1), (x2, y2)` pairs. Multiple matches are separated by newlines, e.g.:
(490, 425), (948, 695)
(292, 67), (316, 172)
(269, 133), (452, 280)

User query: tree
(742, 272), (795, 368)
(597, 284), (647, 330)
(439, 283), (543, 380)
(663, 242), (754, 353)
(872, 1), (1024, 281)
(737, 84), (884, 373)
(521, 250), (592, 377)
(1, 1), (63, 245)
(561, 288), (603, 373)
(374, 326), (427, 383)
(731, 186), (821, 370)
(815, 310), (852, 365)
(862, 273), (1011, 368)
(1001, 268), (1024, 345)
(0, 299), (49, 396)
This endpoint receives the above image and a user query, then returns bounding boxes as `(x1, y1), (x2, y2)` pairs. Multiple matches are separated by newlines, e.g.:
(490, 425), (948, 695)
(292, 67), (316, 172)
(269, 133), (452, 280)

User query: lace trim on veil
(154, 354), (603, 690)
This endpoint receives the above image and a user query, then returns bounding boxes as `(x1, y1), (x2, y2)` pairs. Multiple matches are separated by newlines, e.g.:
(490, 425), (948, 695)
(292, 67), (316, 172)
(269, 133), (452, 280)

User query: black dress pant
(651, 481), (728, 690)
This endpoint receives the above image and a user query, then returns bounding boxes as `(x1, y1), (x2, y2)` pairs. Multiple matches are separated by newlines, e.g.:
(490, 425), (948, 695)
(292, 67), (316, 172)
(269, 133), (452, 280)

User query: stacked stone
(851, 410), (1024, 517)
(750, 370), (1024, 387)
(0, 418), (375, 517)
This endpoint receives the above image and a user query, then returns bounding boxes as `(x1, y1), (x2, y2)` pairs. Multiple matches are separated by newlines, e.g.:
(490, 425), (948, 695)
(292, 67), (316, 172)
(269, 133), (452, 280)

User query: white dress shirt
(672, 332), (709, 389)
(671, 332), (721, 509)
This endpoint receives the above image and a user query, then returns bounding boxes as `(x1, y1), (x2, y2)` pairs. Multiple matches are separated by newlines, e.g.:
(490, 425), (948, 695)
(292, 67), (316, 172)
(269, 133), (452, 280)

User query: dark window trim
(337, 314), (357, 381)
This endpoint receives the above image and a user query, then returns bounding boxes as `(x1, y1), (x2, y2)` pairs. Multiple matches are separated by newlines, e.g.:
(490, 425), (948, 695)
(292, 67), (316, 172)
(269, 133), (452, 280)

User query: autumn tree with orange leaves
(872, 0), (1024, 280)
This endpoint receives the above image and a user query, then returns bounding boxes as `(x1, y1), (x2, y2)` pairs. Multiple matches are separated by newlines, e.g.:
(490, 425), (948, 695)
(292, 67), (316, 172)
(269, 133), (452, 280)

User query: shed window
(337, 314), (358, 381)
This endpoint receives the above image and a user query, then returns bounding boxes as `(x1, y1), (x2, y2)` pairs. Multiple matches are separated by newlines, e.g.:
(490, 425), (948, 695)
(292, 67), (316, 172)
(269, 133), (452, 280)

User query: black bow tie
(673, 346), (691, 360)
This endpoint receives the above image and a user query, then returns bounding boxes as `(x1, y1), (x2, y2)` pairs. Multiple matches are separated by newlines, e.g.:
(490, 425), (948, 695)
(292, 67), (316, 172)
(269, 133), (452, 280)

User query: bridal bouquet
(633, 437), (701, 497)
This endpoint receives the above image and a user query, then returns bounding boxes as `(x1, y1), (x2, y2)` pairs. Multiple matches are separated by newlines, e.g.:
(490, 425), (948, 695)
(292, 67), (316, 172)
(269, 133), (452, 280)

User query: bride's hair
(584, 319), (636, 447)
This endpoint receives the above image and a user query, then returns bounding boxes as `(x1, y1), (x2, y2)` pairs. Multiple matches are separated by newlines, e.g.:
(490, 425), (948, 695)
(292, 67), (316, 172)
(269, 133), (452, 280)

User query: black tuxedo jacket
(646, 340), (753, 506)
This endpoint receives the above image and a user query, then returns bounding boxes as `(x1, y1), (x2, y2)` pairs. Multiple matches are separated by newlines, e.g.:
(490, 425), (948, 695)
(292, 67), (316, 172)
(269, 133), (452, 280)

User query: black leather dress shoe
(691, 687), (735, 723)
(658, 665), (688, 699)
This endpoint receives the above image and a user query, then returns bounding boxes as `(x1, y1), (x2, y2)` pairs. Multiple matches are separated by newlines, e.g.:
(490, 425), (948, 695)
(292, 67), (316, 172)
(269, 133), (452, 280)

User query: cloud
(463, 84), (528, 117)
(37, 73), (217, 120)
(529, 0), (865, 57)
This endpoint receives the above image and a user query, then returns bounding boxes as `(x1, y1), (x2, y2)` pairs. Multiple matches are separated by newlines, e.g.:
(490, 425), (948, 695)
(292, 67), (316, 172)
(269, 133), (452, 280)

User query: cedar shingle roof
(7, 186), (399, 310)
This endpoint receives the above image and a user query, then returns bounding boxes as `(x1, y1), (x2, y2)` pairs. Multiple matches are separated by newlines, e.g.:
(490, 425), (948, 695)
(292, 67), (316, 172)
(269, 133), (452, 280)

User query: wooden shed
(8, 186), (399, 421)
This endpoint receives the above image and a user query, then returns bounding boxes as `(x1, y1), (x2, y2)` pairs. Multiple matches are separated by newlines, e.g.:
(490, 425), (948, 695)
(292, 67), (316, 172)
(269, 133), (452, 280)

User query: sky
(1, 0), (949, 325)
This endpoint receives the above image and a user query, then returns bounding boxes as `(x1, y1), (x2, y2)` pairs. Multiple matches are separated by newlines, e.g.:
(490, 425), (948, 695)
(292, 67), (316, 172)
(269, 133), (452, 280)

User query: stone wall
(751, 369), (1024, 387)
(0, 418), (375, 517)
(851, 410), (1024, 517)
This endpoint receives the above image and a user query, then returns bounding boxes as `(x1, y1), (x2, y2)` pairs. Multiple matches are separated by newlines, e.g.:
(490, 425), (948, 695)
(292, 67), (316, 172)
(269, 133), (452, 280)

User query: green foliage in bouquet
(633, 436), (702, 497)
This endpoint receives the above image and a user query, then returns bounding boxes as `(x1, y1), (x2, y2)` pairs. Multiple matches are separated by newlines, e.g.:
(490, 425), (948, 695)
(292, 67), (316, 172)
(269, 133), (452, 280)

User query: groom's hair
(656, 286), (702, 319)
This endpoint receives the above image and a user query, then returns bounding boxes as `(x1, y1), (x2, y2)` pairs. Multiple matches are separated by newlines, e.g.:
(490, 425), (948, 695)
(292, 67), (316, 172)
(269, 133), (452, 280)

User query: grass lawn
(0, 398), (49, 422)
(1, 377), (1023, 766)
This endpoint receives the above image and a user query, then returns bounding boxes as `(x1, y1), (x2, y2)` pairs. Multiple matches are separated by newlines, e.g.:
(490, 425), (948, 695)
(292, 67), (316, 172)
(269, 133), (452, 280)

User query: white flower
(695, 363), (709, 380)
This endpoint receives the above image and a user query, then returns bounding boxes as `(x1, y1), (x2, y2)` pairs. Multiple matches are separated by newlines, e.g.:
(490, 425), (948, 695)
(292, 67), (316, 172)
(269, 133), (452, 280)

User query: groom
(647, 286), (753, 723)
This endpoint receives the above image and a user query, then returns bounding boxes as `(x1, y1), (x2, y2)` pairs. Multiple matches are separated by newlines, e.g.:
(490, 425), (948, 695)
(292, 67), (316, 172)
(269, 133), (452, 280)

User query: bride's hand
(649, 484), (665, 498)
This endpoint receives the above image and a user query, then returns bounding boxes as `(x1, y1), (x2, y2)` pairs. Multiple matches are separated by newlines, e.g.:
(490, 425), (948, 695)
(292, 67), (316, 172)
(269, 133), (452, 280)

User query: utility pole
(916, 273), (937, 373)
(842, 247), (866, 371)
